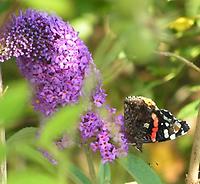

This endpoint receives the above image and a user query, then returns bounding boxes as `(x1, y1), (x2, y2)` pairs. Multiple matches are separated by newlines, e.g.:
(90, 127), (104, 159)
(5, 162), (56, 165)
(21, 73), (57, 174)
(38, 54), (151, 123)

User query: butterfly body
(124, 96), (190, 151)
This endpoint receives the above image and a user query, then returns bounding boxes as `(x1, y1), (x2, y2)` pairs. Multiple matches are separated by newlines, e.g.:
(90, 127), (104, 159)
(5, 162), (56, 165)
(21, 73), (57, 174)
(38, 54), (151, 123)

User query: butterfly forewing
(152, 109), (190, 142)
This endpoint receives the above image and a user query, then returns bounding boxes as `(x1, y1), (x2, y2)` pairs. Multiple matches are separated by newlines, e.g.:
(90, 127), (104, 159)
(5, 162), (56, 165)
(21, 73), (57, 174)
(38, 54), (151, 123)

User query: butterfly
(124, 96), (190, 151)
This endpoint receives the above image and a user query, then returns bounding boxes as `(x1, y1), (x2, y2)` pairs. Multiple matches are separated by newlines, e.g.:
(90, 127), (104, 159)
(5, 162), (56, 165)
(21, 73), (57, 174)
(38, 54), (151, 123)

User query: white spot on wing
(181, 131), (186, 135)
(144, 123), (150, 128)
(163, 115), (171, 122)
(165, 122), (169, 127)
(170, 134), (176, 140)
(164, 129), (169, 138)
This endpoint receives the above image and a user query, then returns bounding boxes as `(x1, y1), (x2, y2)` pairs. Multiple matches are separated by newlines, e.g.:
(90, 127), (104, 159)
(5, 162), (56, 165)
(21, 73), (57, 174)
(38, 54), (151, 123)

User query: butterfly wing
(124, 96), (190, 151)
(143, 109), (190, 143)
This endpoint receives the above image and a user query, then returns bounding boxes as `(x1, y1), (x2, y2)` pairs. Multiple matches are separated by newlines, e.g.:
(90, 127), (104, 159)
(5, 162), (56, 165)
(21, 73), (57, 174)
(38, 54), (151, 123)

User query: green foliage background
(0, 0), (200, 184)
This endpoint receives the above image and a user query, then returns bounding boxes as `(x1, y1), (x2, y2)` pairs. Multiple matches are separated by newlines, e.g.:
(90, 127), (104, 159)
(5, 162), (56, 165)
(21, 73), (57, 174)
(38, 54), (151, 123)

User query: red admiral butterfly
(124, 96), (190, 151)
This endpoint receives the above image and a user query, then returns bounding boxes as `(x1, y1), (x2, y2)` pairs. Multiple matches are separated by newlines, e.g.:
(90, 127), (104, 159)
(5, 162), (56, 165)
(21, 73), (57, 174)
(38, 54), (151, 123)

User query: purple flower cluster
(0, 9), (93, 115)
(80, 109), (128, 163)
(0, 9), (128, 163)
(0, 10), (54, 62)
(79, 111), (103, 139)
(92, 84), (107, 107)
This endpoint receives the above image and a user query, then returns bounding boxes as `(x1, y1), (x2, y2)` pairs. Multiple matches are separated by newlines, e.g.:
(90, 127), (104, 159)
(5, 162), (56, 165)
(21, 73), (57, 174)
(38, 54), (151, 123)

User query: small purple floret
(79, 112), (103, 139)
(97, 129), (117, 163)
(92, 85), (107, 107)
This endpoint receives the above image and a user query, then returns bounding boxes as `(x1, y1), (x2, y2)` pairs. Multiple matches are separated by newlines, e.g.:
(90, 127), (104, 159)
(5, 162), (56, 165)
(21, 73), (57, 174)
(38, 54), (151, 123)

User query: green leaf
(72, 14), (96, 41)
(8, 169), (59, 184)
(20, 0), (74, 18)
(98, 163), (111, 184)
(94, 36), (124, 70)
(94, 34), (114, 69)
(13, 144), (55, 174)
(123, 27), (156, 62)
(7, 127), (37, 145)
(0, 81), (29, 127)
(69, 164), (92, 184)
(186, 0), (200, 16)
(190, 85), (200, 92)
(0, 0), (12, 13)
(178, 100), (200, 119)
(101, 39), (124, 70)
(7, 127), (55, 174)
(119, 154), (163, 184)
(39, 104), (82, 146)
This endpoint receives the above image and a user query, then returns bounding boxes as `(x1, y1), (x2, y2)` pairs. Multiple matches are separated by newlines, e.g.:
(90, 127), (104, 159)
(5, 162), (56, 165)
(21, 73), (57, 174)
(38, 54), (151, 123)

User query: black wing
(153, 109), (190, 142)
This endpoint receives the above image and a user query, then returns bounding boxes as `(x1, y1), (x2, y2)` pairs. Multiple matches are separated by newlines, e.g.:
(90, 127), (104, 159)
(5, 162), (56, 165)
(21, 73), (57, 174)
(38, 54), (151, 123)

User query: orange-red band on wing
(151, 113), (159, 142)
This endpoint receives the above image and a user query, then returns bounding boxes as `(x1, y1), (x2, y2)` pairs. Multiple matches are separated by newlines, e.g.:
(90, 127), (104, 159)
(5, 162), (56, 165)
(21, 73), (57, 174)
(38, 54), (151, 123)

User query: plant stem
(155, 51), (200, 73)
(0, 66), (7, 184)
(0, 128), (6, 184)
(83, 144), (96, 183)
(0, 67), (2, 95)
(186, 105), (200, 184)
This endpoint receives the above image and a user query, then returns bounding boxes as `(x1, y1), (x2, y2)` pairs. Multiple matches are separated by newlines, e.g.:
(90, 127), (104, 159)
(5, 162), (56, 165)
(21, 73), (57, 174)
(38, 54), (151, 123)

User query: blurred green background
(0, 0), (200, 184)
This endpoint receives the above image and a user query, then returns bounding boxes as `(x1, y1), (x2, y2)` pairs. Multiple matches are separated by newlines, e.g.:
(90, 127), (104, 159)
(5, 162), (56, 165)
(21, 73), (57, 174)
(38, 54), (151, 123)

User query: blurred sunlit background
(0, 0), (200, 183)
